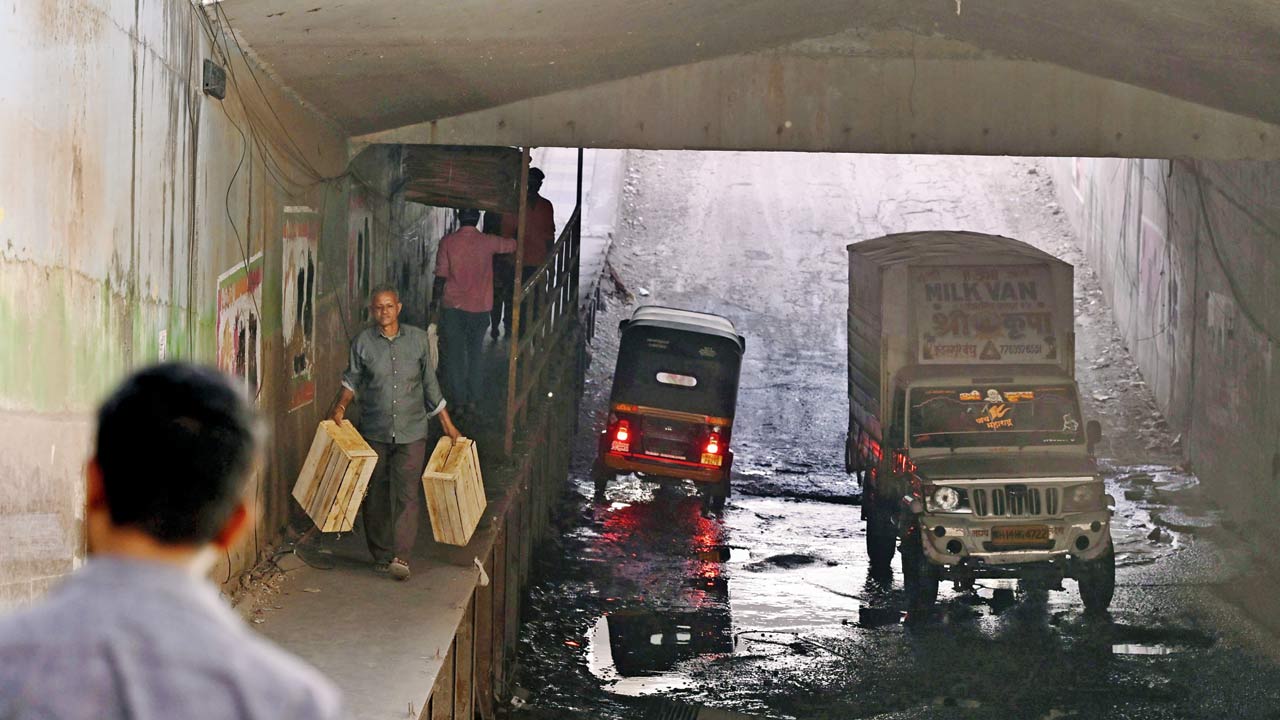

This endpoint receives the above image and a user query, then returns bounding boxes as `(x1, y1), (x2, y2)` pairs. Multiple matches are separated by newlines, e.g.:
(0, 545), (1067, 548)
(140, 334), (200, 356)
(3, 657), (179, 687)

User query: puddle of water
(586, 613), (721, 697)
(1112, 644), (1179, 656)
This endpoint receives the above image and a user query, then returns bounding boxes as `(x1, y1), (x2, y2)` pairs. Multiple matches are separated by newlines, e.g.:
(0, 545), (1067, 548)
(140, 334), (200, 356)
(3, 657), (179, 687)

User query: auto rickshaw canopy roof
(624, 306), (745, 352)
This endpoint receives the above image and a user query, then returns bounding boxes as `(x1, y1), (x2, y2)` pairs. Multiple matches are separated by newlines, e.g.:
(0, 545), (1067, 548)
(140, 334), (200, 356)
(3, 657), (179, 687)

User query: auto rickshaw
(593, 306), (745, 511)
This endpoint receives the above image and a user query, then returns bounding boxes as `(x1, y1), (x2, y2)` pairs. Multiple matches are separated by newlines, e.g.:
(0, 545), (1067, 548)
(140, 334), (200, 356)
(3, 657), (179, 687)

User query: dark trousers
(490, 256), (515, 334)
(363, 438), (428, 563)
(518, 266), (538, 339)
(442, 307), (490, 407)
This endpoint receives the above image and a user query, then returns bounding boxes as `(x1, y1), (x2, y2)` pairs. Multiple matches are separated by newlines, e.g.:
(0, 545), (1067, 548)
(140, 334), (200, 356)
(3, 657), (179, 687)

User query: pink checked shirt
(435, 226), (518, 313)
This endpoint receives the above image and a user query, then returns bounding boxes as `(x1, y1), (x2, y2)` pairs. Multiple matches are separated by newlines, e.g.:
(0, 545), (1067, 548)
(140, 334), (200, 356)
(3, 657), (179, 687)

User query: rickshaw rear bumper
(600, 451), (730, 484)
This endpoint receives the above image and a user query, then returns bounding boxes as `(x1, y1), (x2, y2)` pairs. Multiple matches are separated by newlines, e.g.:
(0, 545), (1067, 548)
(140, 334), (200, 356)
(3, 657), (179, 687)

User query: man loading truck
(845, 231), (1115, 614)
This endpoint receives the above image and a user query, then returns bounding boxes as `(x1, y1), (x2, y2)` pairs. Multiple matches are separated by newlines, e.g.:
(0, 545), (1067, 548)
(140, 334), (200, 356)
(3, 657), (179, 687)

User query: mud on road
(507, 152), (1280, 719)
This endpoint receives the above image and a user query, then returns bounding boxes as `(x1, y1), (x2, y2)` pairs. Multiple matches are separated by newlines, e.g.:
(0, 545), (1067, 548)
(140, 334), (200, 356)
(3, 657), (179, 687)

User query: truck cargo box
(847, 232), (1074, 443)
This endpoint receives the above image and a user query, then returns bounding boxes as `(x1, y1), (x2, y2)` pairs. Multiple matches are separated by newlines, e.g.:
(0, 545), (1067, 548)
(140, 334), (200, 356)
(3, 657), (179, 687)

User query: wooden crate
(292, 420), (379, 533)
(422, 436), (488, 546)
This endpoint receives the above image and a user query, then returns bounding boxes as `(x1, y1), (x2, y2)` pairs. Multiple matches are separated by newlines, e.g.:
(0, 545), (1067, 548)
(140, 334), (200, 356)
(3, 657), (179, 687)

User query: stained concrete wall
(0, 0), (451, 607)
(1049, 157), (1280, 534)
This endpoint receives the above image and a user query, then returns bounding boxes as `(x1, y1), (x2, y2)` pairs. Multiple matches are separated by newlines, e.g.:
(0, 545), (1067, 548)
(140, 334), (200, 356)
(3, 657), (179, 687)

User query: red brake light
(705, 433), (721, 455)
(615, 421), (630, 443)
(893, 451), (917, 475)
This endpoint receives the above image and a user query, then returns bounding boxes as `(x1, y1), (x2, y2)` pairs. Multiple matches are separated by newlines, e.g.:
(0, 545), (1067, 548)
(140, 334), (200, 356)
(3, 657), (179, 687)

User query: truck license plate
(700, 453), (723, 467)
(991, 525), (1051, 547)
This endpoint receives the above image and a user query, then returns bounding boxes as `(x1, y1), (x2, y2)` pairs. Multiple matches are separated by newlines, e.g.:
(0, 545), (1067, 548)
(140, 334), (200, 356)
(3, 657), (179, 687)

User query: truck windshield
(908, 384), (1084, 448)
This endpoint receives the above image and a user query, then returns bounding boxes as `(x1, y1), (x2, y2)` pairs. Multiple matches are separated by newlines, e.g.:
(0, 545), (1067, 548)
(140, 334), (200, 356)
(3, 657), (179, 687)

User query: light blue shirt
(0, 557), (344, 720)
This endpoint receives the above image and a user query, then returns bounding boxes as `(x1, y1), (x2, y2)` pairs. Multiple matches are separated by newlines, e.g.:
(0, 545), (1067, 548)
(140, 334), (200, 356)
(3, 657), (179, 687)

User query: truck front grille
(971, 486), (1059, 517)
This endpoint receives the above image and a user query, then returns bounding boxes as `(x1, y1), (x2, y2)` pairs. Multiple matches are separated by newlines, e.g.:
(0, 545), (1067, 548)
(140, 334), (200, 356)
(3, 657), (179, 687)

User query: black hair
(457, 208), (481, 227)
(94, 363), (261, 544)
(369, 283), (399, 303)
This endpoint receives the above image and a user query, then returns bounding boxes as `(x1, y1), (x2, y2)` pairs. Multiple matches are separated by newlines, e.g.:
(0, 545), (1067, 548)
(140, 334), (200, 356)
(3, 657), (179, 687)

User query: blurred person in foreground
(0, 363), (344, 720)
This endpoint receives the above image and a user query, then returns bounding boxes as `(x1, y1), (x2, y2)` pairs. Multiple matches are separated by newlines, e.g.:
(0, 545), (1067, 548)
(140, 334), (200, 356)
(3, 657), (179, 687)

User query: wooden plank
(474, 548), (495, 720)
(453, 597), (475, 720)
(324, 457), (360, 530)
(490, 528), (507, 699)
(430, 639), (455, 720)
(311, 451), (347, 525)
(329, 420), (377, 457)
(296, 441), (334, 519)
(503, 503), (521, 666)
(423, 473), (458, 546)
(425, 435), (453, 473)
(339, 456), (377, 532)
(292, 423), (330, 509)
(305, 447), (338, 522)
(462, 442), (487, 525)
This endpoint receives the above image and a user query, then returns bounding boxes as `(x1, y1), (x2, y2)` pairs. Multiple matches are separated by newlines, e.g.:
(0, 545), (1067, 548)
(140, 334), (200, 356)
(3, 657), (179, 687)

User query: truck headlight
(926, 486), (969, 513)
(1062, 482), (1105, 512)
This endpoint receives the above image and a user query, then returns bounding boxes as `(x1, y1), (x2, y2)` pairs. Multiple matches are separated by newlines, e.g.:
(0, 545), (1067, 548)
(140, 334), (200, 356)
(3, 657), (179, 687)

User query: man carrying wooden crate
(332, 285), (461, 581)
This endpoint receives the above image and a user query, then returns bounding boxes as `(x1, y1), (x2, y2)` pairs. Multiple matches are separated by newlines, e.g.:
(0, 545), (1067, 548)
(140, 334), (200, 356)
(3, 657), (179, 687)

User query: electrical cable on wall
(1186, 160), (1279, 347)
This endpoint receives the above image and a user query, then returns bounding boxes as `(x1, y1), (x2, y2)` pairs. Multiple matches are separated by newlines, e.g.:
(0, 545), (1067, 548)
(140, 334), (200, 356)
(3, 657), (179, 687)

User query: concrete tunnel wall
(0, 0), (454, 607)
(1049, 158), (1280, 539)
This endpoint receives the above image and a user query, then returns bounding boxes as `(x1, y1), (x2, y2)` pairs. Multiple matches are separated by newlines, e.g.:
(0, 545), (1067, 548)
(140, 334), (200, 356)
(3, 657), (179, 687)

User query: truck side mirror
(1086, 420), (1102, 453)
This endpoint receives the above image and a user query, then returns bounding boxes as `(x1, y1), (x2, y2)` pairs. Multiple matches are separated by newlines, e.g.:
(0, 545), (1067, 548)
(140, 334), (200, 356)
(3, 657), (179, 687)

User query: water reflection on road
(516, 466), (1280, 719)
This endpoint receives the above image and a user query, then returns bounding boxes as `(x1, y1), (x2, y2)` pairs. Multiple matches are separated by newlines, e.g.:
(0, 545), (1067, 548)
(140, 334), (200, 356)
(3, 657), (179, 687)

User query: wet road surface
(509, 152), (1280, 719)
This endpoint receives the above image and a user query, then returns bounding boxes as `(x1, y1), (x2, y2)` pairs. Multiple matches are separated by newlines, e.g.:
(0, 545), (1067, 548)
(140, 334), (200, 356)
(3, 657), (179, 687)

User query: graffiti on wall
(349, 193), (373, 319)
(217, 252), (264, 401)
(283, 207), (319, 411)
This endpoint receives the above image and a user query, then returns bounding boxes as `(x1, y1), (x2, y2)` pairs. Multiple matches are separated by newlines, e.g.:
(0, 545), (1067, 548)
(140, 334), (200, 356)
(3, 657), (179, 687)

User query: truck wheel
(901, 532), (939, 613)
(865, 504), (897, 582)
(1077, 546), (1116, 615)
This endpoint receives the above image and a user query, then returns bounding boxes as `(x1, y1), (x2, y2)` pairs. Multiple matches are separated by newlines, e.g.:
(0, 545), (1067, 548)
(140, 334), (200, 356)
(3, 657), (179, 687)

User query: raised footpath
(251, 149), (624, 720)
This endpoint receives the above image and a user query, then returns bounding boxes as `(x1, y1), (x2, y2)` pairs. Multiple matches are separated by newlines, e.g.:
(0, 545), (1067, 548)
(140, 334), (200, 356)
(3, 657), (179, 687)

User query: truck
(844, 231), (1115, 614)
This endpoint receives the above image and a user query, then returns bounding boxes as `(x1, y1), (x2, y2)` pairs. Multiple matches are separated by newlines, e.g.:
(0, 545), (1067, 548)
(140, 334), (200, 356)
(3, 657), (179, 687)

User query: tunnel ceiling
(217, 0), (1280, 138)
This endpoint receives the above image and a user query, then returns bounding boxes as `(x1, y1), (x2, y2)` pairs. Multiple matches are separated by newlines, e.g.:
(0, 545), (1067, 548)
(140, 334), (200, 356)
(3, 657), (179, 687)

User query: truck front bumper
(918, 509), (1113, 567)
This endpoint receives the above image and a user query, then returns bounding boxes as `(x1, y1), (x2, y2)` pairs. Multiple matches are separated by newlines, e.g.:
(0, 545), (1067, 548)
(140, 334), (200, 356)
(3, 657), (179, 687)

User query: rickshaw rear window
(612, 330), (740, 417)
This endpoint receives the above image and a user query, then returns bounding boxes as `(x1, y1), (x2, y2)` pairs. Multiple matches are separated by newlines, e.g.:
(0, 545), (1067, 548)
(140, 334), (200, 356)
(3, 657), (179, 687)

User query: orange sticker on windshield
(976, 403), (1014, 429)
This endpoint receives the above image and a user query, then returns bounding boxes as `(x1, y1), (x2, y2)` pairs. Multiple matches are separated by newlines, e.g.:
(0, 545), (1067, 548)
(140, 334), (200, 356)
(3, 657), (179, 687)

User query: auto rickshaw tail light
(705, 434), (722, 455)
(609, 420), (632, 453)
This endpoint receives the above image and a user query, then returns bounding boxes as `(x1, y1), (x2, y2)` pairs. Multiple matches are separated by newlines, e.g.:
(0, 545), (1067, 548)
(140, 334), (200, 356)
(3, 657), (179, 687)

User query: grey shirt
(0, 557), (344, 720)
(341, 324), (446, 444)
